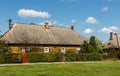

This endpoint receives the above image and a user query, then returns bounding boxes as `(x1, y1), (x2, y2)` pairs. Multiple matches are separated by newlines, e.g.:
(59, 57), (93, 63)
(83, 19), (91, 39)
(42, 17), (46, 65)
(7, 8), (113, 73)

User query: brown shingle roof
(104, 33), (120, 49)
(1, 23), (86, 45)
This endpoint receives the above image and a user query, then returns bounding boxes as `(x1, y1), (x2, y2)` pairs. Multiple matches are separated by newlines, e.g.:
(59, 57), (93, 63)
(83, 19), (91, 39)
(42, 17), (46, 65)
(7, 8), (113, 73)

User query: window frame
(44, 47), (49, 53)
(76, 48), (80, 53)
(61, 47), (66, 54)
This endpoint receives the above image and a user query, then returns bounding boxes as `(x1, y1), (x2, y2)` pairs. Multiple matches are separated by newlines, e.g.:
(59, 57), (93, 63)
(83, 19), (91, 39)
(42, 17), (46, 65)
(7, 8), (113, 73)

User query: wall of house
(10, 45), (80, 53)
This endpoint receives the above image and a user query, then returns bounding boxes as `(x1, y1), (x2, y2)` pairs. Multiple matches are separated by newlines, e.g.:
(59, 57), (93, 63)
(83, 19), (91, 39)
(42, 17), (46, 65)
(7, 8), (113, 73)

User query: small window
(76, 48), (80, 53)
(22, 47), (30, 52)
(61, 47), (65, 54)
(44, 47), (49, 53)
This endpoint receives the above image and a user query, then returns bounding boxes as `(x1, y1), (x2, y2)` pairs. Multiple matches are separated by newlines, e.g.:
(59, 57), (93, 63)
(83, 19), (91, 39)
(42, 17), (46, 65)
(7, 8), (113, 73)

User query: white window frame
(61, 47), (66, 54)
(76, 48), (80, 53)
(44, 47), (49, 53)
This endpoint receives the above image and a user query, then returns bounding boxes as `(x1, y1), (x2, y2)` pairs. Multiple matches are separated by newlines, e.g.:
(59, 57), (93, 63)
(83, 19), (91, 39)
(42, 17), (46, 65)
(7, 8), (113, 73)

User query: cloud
(71, 19), (76, 23)
(84, 28), (94, 34)
(86, 16), (99, 24)
(101, 6), (109, 12)
(18, 9), (51, 18)
(99, 26), (119, 34)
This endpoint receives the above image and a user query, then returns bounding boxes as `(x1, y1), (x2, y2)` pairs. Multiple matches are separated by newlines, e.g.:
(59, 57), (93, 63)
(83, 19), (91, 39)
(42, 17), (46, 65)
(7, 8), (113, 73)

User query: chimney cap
(71, 26), (74, 30)
(45, 22), (49, 29)
(9, 19), (12, 21)
(110, 32), (113, 40)
(9, 19), (13, 29)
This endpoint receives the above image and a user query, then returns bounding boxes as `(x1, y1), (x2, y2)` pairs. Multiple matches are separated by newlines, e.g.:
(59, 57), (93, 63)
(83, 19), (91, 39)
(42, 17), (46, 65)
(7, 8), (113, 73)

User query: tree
(0, 40), (9, 53)
(80, 40), (89, 53)
(80, 36), (103, 53)
(88, 36), (103, 53)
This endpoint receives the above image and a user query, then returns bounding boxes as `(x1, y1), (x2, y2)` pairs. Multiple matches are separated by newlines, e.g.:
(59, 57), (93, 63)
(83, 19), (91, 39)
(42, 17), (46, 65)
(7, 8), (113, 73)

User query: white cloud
(84, 28), (94, 34)
(101, 6), (109, 12)
(109, 26), (119, 31)
(71, 19), (76, 23)
(18, 9), (51, 18)
(86, 16), (99, 24)
(99, 26), (119, 34)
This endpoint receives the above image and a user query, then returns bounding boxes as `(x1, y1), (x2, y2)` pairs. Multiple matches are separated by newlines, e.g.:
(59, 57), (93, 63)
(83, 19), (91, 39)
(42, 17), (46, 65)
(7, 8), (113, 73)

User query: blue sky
(0, 0), (120, 42)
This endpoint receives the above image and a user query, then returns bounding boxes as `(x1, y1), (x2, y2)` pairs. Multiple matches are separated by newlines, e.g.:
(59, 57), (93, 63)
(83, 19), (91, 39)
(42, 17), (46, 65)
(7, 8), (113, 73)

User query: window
(61, 47), (65, 54)
(76, 48), (80, 53)
(22, 47), (30, 52)
(44, 47), (49, 53)
(30, 48), (40, 52)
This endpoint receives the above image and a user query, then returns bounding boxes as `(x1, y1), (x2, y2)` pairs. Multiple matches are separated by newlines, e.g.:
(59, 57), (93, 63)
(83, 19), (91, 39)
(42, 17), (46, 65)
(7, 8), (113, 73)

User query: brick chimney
(9, 19), (13, 29)
(45, 22), (49, 29)
(71, 26), (74, 30)
(110, 32), (113, 40)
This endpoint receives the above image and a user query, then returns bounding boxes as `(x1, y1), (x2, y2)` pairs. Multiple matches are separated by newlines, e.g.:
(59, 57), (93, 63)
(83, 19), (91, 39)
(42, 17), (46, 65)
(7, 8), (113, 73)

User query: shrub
(4, 53), (22, 63)
(76, 53), (102, 61)
(27, 52), (63, 63)
(0, 53), (22, 63)
(65, 51), (76, 62)
(102, 53), (115, 60)
(54, 53), (64, 62)
(27, 52), (45, 62)
(0, 54), (5, 63)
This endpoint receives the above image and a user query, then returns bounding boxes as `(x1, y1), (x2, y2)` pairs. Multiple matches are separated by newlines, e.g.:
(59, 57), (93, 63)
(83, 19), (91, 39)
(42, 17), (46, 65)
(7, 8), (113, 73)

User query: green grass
(0, 61), (120, 76)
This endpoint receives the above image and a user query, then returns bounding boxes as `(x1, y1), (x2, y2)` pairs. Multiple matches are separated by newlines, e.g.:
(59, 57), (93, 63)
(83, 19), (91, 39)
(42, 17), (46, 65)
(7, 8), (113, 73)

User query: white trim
(61, 47), (65, 54)
(76, 48), (80, 53)
(44, 47), (49, 53)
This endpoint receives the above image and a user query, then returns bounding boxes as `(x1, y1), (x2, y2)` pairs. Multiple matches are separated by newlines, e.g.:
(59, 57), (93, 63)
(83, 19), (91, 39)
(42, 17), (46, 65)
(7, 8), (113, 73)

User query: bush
(27, 52), (63, 63)
(76, 53), (102, 61)
(0, 54), (5, 63)
(102, 53), (115, 60)
(27, 52), (45, 62)
(65, 51), (76, 62)
(0, 53), (22, 63)
(54, 53), (64, 62)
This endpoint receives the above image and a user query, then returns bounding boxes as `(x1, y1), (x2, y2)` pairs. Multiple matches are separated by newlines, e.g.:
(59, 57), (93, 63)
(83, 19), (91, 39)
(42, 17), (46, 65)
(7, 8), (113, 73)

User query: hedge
(27, 52), (63, 63)
(0, 53), (22, 63)
(0, 52), (109, 63)
(65, 53), (102, 61)
(27, 52), (102, 62)
(76, 53), (102, 61)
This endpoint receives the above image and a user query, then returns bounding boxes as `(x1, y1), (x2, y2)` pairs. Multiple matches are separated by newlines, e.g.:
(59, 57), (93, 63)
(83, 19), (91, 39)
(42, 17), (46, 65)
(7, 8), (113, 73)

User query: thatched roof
(1, 23), (86, 46)
(104, 32), (120, 49)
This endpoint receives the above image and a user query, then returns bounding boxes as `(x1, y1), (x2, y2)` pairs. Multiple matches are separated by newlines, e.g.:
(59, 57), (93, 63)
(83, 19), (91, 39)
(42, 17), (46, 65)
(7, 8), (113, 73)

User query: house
(104, 32), (120, 56)
(1, 19), (86, 53)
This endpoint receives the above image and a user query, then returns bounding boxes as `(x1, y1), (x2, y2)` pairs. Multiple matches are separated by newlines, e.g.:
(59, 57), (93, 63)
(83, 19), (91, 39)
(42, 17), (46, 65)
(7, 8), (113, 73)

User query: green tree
(89, 36), (103, 53)
(80, 40), (89, 53)
(0, 40), (9, 53)
(80, 36), (103, 53)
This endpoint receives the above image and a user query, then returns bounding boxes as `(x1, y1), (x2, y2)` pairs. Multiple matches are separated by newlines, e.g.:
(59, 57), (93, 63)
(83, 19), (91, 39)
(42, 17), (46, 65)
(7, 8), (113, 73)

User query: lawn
(0, 61), (120, 76)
